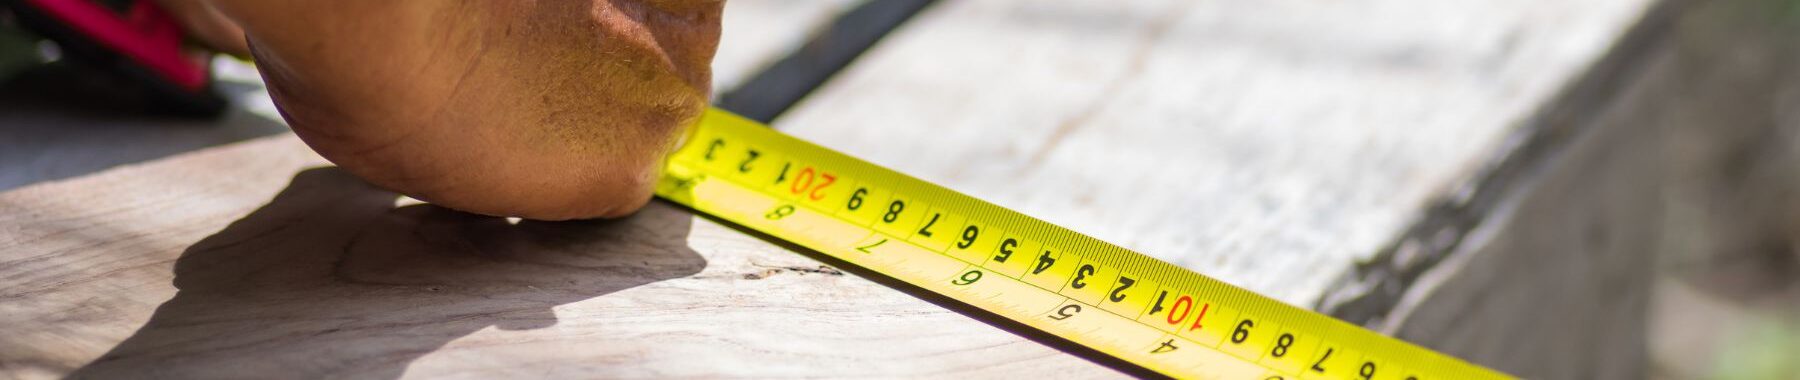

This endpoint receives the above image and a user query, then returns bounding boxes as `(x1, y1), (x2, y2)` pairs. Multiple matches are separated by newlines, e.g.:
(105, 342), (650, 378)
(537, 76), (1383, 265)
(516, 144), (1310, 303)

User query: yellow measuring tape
(656, 108), (1510, 379)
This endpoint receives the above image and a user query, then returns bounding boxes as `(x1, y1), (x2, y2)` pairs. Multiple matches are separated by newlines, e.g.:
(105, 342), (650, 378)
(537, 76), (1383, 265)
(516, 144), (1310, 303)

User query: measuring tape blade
(655, 108), (1510, 379)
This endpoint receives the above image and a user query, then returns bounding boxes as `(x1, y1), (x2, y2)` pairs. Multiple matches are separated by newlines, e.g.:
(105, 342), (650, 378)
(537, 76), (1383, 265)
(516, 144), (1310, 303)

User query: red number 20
(789, 167), (837, 201)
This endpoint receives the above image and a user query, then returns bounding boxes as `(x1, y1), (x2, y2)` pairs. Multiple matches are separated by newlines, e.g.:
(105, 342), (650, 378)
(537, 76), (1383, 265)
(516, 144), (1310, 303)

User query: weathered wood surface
(1376, 30), (1670, 379)
(771, 0), (1666, 377)
(4, 2), (1110, 378)
(776, 0), (1656, 305)
(0, 137), (1117, 378)
(0, 0), (863, 193)
(0, 0), (1677, 378)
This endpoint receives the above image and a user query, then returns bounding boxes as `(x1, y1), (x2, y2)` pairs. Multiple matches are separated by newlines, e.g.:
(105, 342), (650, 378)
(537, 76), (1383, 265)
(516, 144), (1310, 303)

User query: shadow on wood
(69, 167), (705, 378)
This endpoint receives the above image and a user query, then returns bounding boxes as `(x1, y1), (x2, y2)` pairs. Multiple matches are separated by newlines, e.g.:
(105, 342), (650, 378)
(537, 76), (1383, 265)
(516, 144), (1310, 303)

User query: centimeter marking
(655, 108), (1511, 380)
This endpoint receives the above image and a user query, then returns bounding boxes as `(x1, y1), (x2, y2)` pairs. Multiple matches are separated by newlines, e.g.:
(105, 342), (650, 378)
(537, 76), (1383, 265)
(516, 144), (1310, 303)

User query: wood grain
(0, 0), (864, 193)
(764, 0), (1671, 376)
(0, 0), (1678, 377)
(0, 136), (1121, 378)
(1382, 48), (1668, 379)
(0, 2), (1123, 378)
(774, 0), (1656, 304)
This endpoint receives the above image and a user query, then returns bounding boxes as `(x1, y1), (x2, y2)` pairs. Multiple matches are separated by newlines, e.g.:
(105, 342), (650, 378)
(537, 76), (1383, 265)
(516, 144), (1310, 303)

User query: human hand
(206, 0), (721, 220)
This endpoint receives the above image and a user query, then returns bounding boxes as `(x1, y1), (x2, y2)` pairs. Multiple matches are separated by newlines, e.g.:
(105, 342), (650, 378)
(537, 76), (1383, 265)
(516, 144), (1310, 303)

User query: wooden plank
(1379, 47), (1667, 379)
(0, 0), (1677, 377)
(1316, 3), (1686, 377)
(773, 0), (1655, 307)
(0, 135), (1119, 378)
(0, 0), (863, 193)
(767, 0), (1667, 376)
(0, 2), (1115, 378)
(1397, 1), (1800, 377)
